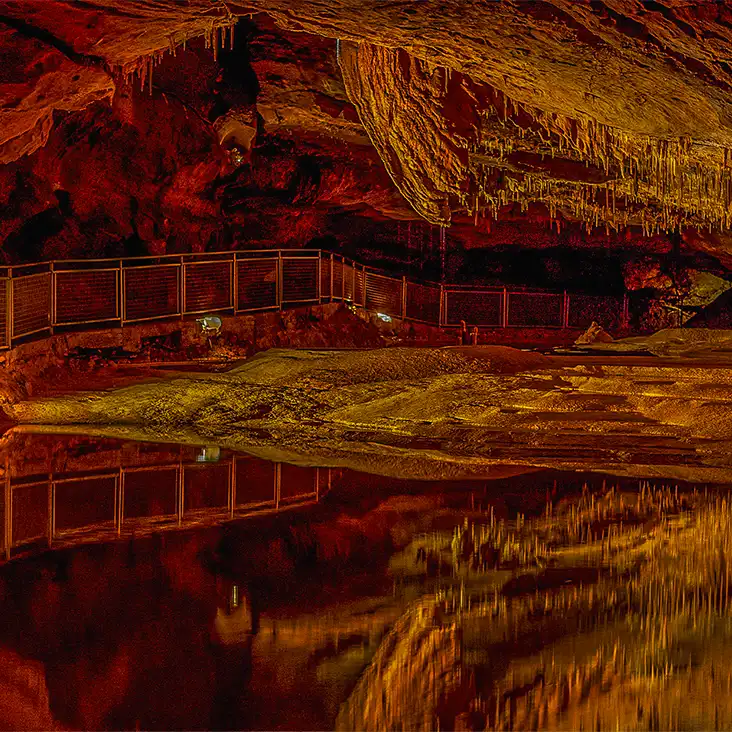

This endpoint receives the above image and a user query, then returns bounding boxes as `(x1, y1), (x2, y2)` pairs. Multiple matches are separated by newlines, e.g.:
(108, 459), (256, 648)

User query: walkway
(0, 249), (628, 348)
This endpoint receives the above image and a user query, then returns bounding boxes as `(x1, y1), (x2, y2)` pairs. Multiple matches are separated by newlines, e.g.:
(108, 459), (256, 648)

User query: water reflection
(1, 435), (326, 562)
(0, 433), (731, 730)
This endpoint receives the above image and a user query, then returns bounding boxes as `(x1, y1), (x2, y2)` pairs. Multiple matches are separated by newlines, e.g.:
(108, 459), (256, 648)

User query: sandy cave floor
(6, 343), (732, 484)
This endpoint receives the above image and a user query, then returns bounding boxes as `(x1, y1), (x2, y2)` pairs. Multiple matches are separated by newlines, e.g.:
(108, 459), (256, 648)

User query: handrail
(0, 248), (629, 348)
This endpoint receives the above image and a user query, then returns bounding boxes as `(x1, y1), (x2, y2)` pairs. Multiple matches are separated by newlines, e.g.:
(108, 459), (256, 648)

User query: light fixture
(196, 315), (223, 335)
(377, 313), (392, 323)
(197, 446), (221, 462)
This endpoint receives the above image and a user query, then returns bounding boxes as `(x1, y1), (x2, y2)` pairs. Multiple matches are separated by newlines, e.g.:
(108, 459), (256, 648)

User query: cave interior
(5, 3), (732, 731)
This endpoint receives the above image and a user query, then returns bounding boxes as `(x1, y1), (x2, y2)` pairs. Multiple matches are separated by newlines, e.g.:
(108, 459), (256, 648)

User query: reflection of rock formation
(0, 649), (57, 731)
(0, 536), (220, 730)
(338, 486), (732, 731)
(0, 481), (463, 730)
(336, 598), (464, 731)
(246, 598), (405, 731)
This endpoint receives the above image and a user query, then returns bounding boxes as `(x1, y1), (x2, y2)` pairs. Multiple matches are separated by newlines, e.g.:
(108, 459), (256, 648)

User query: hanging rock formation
(0, 26), (114, 162)
(338, 41), (471, 226)
(3, 1), (732, 264)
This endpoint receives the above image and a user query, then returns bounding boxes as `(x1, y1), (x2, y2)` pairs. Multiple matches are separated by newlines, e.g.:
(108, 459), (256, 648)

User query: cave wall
(0, 17), (421, 262)
(1, 2), (731, 311)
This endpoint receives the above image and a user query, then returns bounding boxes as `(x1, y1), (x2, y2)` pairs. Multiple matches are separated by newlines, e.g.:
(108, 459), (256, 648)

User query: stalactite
(469, 81), (732, 234)
(119, 19), (238, 101)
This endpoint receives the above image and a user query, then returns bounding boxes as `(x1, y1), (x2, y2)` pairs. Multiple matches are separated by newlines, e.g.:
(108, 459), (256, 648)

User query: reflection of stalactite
(471, 90), (732, 234)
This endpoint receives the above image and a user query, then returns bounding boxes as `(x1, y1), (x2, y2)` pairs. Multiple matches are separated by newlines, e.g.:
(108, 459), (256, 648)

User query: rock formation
(3, 1), (732, 280)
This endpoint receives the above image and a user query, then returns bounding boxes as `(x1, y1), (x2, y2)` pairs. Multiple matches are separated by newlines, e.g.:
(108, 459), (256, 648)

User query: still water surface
(0, 433), (731, 730)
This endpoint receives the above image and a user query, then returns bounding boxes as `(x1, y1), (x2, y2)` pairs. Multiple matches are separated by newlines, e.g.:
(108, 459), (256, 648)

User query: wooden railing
(0, 249), (628, 348)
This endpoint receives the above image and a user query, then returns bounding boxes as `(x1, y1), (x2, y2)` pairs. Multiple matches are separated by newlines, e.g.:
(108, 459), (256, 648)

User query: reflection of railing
(1, 453), (330, 561)
(0, 249), (628, 348)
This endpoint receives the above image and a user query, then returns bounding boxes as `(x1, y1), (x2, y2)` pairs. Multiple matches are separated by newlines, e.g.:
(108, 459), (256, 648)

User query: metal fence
(0, 249), (628, 348)
(1, 450), (330, 561)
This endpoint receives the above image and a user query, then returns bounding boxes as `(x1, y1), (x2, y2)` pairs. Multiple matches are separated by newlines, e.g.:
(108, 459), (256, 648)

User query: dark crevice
(718, 60), (732, 77)
(4, 207), (66, 263)
(665, 48), (732, 93)
(288, 155), (322, 205)
(53, 0), (149, 19)
(641, 1), (698, 39)
(590, 1), (650, 39)
(0, 14), (109, 71)
(589, 1), (729, 92)
(150, 84), (216, 135)
(214, 17), (261, 107)
(515, 1), (607, 48)
(702, 29), (727, 41)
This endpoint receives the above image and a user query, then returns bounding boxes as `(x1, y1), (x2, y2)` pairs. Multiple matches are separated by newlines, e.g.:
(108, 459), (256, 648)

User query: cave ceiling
(3, 0), (732, 270)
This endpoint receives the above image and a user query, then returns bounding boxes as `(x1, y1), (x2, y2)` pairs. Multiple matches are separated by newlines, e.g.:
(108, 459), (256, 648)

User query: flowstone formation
(339, 38), (732, 234)
(12, 345), (732, 484)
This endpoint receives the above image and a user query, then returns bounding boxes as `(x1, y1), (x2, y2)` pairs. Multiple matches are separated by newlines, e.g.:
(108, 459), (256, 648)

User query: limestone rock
(213, 108), (257, 151)
(339, 41), (471, 225)
(575, 321), (614, 345)
(0, 27), (114, 163)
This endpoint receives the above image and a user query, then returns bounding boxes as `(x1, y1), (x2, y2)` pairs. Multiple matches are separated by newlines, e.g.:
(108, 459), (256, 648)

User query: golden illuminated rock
(339, 42), (470, 226)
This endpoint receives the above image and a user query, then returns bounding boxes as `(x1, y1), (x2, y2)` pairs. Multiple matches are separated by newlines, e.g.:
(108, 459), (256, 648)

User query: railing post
(233, 253), (239, 313)
(562, 290), (570, 329)
(401, 276), (407, 319)
(277, 251), (283, 311)
(439, 285), (445, 327)
(335, 255), (341, 301)
(502, 287), (509, 328)
(274, 463), (281, 509)
(47, 476), (53, 547)
(330, 252), (334, 302)
(6, 270), (12, 347)
(177, 459), (184, 526)
(4, 464), (11, 560)
(50, 262), (56, 333)
(317, 252), (322, 302)
(229, 253), (236, 311)
(117, 467), (124, 536)
(49, 478), (56, 543)
(117, 260), (124, 323)
(352, 260), (357, 303)
(229, 457), (236, 518)
(179, 259), (186, 319)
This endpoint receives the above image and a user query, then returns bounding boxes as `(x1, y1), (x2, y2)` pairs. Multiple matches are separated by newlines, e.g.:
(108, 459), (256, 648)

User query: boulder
(575, 321), (614, 346)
